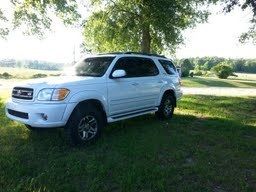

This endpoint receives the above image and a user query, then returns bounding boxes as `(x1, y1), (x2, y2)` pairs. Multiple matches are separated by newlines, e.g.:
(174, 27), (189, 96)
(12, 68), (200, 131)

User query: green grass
(182, 75), (256, 88)
(0, 94), (256, 191)
(0, 67), (61, 79)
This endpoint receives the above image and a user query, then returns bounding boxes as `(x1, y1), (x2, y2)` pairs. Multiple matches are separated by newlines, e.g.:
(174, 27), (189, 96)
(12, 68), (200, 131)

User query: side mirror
(112, 69), (126, 78)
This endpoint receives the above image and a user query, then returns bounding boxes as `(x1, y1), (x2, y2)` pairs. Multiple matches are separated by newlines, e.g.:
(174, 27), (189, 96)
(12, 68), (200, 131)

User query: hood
(15, 76), (103, 90)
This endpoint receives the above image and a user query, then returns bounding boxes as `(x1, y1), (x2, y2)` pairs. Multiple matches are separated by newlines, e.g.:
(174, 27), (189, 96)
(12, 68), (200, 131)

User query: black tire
(156, 94), (175, 120)
(65, 102), (104, 145)
(25, 124), (37, 131)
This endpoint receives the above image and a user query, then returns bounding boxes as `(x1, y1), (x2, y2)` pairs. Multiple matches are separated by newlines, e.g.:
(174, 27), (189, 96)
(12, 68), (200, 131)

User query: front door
(107, 56), (161, 116)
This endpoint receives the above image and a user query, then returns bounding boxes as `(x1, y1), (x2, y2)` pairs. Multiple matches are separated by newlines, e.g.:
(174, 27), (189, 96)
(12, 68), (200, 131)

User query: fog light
(41, 113), (48, 121)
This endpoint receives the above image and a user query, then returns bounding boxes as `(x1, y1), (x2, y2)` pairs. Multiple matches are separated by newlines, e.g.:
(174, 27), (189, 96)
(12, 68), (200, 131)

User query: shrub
(32, 73), (47, 78)
(189, 71), (194, 77)
(0, 72), (12, 79)
(194, 70), (203, 76)
(212, 63), (233, 79)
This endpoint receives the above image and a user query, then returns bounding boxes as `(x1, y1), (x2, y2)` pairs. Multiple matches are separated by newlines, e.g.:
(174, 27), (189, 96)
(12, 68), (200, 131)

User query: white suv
(5, 52), (182, 145)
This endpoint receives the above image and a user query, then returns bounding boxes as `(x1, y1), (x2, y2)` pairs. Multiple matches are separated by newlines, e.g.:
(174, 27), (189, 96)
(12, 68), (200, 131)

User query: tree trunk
(141, 23), (151, 53)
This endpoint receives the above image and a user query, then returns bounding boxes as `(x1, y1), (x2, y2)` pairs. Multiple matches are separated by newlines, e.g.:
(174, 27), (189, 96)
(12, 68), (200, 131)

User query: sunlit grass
(182, 74), (256, 88)
(0, 67), (61, 79)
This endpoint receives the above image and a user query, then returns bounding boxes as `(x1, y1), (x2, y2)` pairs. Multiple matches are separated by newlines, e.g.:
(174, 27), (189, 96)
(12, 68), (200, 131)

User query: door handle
(131, 82), (139, 86)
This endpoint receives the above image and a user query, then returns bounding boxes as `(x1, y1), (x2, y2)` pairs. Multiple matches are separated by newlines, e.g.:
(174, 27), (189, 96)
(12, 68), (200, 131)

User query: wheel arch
(161, 89), (177, 107)
(64, 98), (108, 127)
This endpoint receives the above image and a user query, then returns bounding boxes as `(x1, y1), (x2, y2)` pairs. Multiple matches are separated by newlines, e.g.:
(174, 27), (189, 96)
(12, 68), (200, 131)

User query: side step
(107, 107), (158, 123)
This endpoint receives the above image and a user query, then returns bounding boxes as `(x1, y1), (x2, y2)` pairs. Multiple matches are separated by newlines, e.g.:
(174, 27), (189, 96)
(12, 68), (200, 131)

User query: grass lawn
(182, 73), (256, 88)
(0, 67), (61, 79)
(0, 94), (256, 191)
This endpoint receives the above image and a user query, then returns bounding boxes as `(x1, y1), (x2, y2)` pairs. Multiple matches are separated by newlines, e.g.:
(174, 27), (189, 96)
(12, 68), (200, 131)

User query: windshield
(73, 56), (115, 77)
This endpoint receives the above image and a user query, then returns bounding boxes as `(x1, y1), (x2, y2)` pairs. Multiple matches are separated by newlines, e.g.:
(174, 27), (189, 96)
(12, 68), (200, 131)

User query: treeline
(0, 59), (64, 71)
(176, 57), (256, 73)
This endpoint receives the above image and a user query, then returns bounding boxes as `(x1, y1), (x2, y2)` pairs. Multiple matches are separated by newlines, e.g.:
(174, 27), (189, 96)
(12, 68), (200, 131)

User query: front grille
(8, 109), (28, 119)
(12, 87), (33, 100)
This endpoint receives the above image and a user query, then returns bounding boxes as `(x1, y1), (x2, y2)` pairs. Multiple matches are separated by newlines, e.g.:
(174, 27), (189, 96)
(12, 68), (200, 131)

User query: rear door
(134, 57), (162, 108)
(158, 59), (181, 90)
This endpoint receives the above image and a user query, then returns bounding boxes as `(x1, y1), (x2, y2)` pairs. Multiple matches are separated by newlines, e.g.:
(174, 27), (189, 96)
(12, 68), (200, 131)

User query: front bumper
(5, 99), (76, 128)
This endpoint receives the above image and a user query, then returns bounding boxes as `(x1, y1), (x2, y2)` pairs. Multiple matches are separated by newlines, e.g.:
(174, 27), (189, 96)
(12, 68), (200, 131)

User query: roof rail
(124, 52), (166, 58)
(98, 52), (166, 58)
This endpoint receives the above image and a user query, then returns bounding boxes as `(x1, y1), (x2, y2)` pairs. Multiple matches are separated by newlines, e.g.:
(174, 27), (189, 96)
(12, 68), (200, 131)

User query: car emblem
(17, 90), (22, 95)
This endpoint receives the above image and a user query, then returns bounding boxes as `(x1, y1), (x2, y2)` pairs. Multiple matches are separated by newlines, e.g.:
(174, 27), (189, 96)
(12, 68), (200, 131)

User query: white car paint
(5, 53), (183, 128)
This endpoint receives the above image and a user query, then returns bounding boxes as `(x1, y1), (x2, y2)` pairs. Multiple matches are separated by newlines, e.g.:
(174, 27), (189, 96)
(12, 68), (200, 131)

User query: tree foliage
(177, 57), (256, 74)
(0, 58), (63, 70)
(181, 58), (193, 77)
(223, 0), (256, 44)
(0, 0), (255, 52)
(0, 9), (9, 38)
(83, 0), (211, 53)
(0, 0), (80, 38)
(212, 62), (233, 79)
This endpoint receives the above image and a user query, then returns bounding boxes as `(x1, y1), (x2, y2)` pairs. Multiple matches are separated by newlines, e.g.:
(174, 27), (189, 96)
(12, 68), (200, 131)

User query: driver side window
(113, 57), (139, 78)
(112, 57), (159, 78)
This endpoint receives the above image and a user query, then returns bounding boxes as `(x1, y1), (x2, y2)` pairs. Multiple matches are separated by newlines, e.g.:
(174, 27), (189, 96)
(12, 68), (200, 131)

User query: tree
(0, 9), (9, 38)
(0, 0), (80, 38)
(181, 59), (193, 77)
(212, 62), (233, 79)
(83, 0), (211, 53)
(223, 0), (256, 43)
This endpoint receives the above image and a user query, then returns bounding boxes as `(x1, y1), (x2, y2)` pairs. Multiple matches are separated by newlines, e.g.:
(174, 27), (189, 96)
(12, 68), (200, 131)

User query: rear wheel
(156, 94), (175, 120)
(65, 103), (104, 145)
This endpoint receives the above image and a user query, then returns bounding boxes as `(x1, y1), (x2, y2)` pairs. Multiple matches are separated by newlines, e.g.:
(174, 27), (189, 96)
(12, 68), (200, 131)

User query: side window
(112, 57), (159, 78)
(113, 57), (139, 78)
(159, 59), (177, 75)
(138, 58), (159, 76)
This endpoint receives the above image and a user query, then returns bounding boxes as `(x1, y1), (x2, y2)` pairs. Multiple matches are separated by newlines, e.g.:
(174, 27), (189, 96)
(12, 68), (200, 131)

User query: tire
(25, 125), (44, 131)
(156, 94), (175, 120)
(65, 103), (104, 145)
(25, 124), (37, 131)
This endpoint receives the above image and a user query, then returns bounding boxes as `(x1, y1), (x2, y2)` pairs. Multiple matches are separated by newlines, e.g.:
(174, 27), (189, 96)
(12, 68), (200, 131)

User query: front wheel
(155, 94), (175, 120)
(25, 124), (38, 131)
(65, 103), (104, 145)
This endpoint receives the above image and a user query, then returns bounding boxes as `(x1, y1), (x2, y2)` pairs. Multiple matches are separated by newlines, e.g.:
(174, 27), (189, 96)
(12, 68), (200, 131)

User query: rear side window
(159, 59), (177, 75)
(113, 57), (159, 78)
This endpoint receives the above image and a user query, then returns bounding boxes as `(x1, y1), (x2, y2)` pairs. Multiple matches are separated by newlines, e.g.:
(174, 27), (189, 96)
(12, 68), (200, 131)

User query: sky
(0, 2), (255, 63)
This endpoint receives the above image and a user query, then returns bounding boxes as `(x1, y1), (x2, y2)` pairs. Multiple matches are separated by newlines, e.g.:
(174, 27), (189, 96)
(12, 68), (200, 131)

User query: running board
(107, 108), (158, 123)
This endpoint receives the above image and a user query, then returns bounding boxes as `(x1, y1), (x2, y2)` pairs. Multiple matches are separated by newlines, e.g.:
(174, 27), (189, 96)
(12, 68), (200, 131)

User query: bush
(194, 70), (203, 76)
(0, 72), (12, 79)
(181, 59), (193, 77)
(32, 73), (47, 78)
(189, 71), (194, 77)
(212, 63), (233, 79)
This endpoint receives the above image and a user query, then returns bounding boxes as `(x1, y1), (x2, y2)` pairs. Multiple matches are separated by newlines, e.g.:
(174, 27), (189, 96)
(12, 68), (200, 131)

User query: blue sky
(0, 2), (255, 63)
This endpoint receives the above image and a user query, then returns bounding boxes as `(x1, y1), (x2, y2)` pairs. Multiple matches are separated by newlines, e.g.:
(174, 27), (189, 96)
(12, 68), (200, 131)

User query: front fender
(62, 90), (108, 122)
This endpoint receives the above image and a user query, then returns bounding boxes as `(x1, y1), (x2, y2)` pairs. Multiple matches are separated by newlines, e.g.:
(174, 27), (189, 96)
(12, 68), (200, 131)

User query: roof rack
(99, 52), (166, 58)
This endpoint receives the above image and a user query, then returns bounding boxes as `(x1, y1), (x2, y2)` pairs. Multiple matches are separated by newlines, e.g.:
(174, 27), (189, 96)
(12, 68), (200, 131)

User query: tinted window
(113, 57), (159, 78)
(75, 57), (115, 77)
(159, 59), (177, 75)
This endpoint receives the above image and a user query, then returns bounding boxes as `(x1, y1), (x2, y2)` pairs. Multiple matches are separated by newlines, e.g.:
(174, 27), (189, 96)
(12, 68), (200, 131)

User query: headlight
(37, 88), (70, 101)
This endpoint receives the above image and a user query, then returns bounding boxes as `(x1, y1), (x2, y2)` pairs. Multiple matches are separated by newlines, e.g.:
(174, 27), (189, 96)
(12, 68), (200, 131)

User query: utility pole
(73, 44), (76, 65)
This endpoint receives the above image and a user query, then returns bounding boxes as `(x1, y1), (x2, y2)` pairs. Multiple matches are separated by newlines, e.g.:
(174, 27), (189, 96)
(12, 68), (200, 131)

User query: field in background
(182, 73), (256, 88)
(0, 67), (61, 79)
(0, 93), (256, 191)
